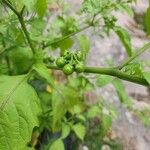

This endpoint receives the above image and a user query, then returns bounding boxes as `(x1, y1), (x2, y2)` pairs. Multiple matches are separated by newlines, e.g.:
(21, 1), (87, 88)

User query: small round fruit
(63, 64), (74, 75)
(76, 51), (83, 61)
(75, 63), (84, 73)
(56, 57), (66, 68)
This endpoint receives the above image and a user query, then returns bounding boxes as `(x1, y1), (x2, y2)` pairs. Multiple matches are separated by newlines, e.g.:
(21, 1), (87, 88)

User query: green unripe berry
(63, 64), (74, 75)
(56, 57), (66, 68)
(75, 63), (84, 73)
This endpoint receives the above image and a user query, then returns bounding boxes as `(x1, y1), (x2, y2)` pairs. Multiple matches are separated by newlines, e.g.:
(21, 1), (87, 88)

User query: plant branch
(47, 65), (149, 86)
(43, 25), (91, 49)
(17, 15), (35, 53)
(118, 42), (150, 69)
(2, 0), (35, 54)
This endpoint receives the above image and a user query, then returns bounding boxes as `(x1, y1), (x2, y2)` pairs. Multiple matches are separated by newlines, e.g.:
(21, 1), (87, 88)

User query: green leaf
(112, 79), (132, 107)
(81, 0), (111, 14)
(7, 47), (33, 74)
(145, 7), (150, 36)
(61, 123), (71, 139)
(114, 26), (132, 57)
(49, 139), (65, 150)
(78, 35), (90, 61)
(143, 72), (150, 85)
(33, 63), (54, 86)
(0, 75), (41, 150)
(96, 75), (113, 87)
(100, 114), (112, 137)
(87, 105), (100, 118)
(58, 38), (74, 54)
(122, 63), (143, 77)
(51, 87), (67, 131)
(72, 123), (86, 140)
(51, 85), (79, 130)
(136, 109), (150, 127)
(35, 0), (47, 17)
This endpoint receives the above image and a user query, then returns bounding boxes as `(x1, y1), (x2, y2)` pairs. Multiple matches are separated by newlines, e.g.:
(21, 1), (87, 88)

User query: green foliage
(33, 62), (54, 86)
(112, 79), (132, 107)
(114, 26), (132, 57)
(143, 72), (150, 84)
(122, 63), (143, 77)
(136, 109), (150, 127)
(61, 123), (71, 139)
(7, 47), (33, 74)
(49, 139), (64, 150)
(0, 0), (149, 149)
(35, 0), (47, 17)
(78, 35), (90, 61)
(0, 75), (41, 150)
(145, 7), (150, 36)
(72, 123), (86, 141)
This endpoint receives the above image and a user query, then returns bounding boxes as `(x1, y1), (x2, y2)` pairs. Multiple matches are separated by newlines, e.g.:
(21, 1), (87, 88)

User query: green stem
(43, 25), (91, 49)
(47, 65), (149, 86)
(84, 67), (148, 86)
(118, 42), (150, 69)
(17, 15), (35, 53)
(2, 0), (35, 54)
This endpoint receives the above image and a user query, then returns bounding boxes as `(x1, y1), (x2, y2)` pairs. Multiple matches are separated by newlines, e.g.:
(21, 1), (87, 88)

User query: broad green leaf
(96, 75), (113, 87)
(7, 47), (33, 74)
(72, 123), (86, 140)
(51, 85), (79, 130)
(33, 63), (54, 86)
(78, 35), (90, 61)
(49, 139), (65, 150)
(112, 79), (132, 107)
(0, 75), (41, 150)
(35, 0), (47, 17)
(61, 123), (71, 139)
(145, 7), (150, 36)
(114, 26), (132, 57)
(143, 72), (150, 85)
(51, 87), (67, 131)
(58, 38), (74, 54)
(87, 105), (100, 118)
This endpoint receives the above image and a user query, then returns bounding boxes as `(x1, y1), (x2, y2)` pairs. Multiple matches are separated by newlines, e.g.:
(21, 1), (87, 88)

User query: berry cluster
(56, 50), (84, 75)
